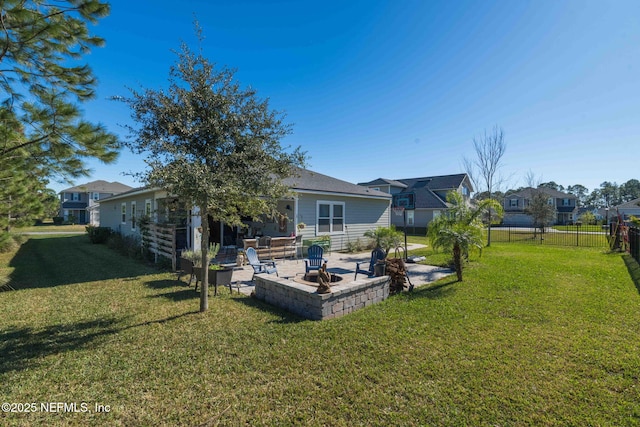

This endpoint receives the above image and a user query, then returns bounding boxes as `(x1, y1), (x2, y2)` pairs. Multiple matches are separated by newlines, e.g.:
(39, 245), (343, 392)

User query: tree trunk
(199, 204), (209, 312)
(453, 243), (463, 281)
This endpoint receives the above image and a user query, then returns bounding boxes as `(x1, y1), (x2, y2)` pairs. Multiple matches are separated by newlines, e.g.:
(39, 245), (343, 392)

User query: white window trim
(406, 210), (414, 226)
(316, 200), (345, 235)
(131, 201), (137, 231)
(121, 203), (127, 225)
(145, 199), (152, 217)
(510, 199), (518, 207)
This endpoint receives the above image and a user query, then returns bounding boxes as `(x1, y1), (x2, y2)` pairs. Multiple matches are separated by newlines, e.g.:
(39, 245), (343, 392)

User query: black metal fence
(489, 225), (609, 248)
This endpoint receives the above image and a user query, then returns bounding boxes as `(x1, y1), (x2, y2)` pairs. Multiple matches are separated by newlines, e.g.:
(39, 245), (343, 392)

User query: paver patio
(214, 244), (454, 295)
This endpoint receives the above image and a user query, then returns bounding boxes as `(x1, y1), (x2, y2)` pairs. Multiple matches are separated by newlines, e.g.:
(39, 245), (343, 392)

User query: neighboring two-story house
(502, 187), (578, 226)
(59, 180), (133, 225)
(359, 174), (473, 233)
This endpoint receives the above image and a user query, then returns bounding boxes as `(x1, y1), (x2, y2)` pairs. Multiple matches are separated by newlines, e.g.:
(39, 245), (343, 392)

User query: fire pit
(254, 273), (391, 320)
(294, 271), (344, 286)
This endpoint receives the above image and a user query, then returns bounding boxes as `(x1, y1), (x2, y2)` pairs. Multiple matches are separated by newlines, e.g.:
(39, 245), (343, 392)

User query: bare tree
(463, 125), (507, 246)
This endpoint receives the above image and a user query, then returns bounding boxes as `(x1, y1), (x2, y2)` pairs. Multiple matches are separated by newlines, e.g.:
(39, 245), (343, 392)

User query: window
(71, 192), (80, 201)
(510, 199), (518, 207)
(562, 198), (570, 206)
(145, 199), (152, 217)
(317, 201), (345, 234)
(121, 203), (126, 224)
(547, 198), (554, 205)
(131, 202), (137, 230)
(92, 192), (100, 201)
(461, 186), (469, 196)
(406, 210), (414, 226)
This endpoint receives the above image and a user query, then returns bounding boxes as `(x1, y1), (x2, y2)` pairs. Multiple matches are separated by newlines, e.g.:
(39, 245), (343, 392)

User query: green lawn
(1, 235), (639, 426)
(13, 224), (87, 233)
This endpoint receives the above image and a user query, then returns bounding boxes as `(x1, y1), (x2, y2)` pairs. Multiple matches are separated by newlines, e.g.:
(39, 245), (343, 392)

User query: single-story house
(97, 168), (392, 255)
(358, 174), (474, 233)
(59, 180), (133, 225)
(502, 187), (578, 226)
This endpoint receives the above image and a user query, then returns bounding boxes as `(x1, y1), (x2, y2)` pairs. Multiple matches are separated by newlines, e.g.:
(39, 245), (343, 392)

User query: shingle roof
(508, 187), (574, 199)
(615, 198), (640, 209)
(285, 168), (390, 199)
(60, 180), (133, 194)
(397, 174), (470, 191)
(100, 169), (391, 202)
(381, 173), (471, 209)
(357, 178), (408, 188)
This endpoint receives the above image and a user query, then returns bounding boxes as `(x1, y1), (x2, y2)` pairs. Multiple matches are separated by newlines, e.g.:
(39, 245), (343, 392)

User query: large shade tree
(427, 191), (503, 281)
(0, 1), (118, 231)
(124, 39), (305, 312)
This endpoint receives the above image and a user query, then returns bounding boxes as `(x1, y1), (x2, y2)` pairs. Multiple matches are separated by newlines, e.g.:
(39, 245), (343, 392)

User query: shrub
(86, 226), (113, 244)
(0, 233), (27, 253)
(345, 238), (364, 253)
(364, 226), (403, 253)
(52, 217), (64, 225)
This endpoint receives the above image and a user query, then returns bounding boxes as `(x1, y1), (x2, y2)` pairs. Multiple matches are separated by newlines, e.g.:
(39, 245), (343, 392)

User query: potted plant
(178, 248), (199, 284)
(190, 244), (234, 295)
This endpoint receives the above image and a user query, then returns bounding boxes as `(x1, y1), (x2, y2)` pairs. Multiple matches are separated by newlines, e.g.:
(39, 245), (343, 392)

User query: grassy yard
(1, 235), (639, 426)
(13, 224), (87, 233)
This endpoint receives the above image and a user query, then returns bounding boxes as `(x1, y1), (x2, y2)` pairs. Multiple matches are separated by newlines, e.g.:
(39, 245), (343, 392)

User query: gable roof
(60, 180), (133, 194)
(396, 173), (471, 192)
(360, 173), (471, 210)
(357, 178), (408, 188)
(507, 187), (574, 200)
(100, 169), (391, 203)
(285, 168), (390, 199)
(615, 198), (640, 209)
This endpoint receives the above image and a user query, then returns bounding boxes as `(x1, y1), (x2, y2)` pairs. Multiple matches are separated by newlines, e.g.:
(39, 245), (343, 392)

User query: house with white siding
(97, 168), (391, 253)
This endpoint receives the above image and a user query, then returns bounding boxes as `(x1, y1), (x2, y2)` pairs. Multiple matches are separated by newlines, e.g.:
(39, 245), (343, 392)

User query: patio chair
(355, 247), (387, 280)
(304, 244), (328, 274)
(245, 247), (278, 281)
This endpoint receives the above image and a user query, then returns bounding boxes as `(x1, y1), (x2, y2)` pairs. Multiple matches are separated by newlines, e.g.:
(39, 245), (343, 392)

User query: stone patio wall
(254, 275), (390, 320)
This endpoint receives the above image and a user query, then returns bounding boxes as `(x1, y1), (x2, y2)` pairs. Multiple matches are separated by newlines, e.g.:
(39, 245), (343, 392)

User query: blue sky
(52, 0), (640, 195)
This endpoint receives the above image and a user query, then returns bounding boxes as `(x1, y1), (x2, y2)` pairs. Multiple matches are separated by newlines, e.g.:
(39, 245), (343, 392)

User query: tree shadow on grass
(408, 278), (459, 300)
(232, 296), (307, 324)
(7, 235), (158, 290)
(622, 254), (640, 295)
(145, 279), (238, 302)
(0, 312), (198, 374)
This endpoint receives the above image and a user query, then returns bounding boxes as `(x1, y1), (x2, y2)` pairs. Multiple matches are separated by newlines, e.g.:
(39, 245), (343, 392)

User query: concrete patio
(213, 244), (454, 296)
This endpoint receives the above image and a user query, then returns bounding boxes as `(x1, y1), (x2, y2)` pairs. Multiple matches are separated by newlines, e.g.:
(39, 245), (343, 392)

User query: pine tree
(0, 0), (118, 233)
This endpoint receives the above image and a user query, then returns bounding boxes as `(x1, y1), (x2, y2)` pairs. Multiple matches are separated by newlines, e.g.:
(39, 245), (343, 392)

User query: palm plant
(427, 191), (503, 281)
(364, 226), (403, 253)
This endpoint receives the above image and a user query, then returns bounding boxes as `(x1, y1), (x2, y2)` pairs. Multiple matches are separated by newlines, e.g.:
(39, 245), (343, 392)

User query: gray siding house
(502, 187), (578, 226)
(613, 198), (640, 223)
(98, 168), (391, 253)
(59, 180), (132, 225)
(359, 174), (473, 233)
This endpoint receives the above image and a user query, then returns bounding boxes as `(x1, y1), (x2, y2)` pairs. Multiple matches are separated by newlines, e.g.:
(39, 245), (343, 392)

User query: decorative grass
(1, 235), (639, 426)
